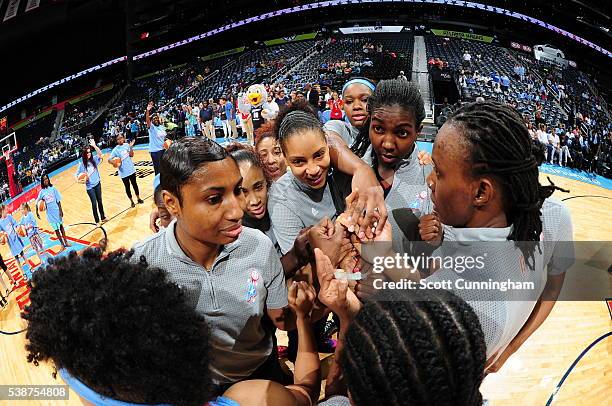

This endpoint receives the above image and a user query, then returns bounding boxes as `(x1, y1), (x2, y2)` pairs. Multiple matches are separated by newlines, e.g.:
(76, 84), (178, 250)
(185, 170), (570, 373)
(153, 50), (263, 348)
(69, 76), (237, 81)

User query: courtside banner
(340, 26), (404, 34)
(431, 29), (494, 43)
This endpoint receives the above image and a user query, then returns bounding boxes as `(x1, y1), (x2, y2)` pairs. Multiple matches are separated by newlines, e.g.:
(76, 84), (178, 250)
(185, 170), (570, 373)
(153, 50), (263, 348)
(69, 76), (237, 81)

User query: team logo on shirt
(311, 207), (319, 217)
(246, 269), (261, 304)
(408, 190), (429, 211)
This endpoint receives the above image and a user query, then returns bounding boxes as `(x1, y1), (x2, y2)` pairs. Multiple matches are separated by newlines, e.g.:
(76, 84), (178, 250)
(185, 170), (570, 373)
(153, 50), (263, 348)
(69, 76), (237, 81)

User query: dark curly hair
(23, 249), (212, 406)
(341, 289), (486, 406)
(254, 121), (276, 146)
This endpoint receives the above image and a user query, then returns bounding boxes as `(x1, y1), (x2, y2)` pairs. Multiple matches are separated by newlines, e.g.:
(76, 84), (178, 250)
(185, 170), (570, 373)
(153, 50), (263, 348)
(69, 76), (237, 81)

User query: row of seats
(425, 36), (565, 127)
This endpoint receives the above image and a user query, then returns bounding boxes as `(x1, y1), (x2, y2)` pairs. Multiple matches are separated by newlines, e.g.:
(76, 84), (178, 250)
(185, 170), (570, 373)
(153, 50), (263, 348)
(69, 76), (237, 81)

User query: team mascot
(245, 84), (276, 132)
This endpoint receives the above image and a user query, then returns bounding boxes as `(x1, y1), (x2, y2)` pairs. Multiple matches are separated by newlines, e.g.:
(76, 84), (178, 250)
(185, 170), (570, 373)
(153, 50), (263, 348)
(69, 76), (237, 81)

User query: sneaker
(137, 198), (144, 204)
(131, 201), (136, 208)
(101, 218), (108, 223)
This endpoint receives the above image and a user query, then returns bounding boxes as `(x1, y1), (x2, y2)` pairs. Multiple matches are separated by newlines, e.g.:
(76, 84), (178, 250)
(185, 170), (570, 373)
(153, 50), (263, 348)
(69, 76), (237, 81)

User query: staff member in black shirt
(199, 100), (215, 140)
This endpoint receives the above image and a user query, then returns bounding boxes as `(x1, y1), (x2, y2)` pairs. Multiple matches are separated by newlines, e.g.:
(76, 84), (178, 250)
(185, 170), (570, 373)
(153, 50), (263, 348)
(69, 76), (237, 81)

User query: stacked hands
(291, 149), (441, 301)
(306, 190), (442, 302)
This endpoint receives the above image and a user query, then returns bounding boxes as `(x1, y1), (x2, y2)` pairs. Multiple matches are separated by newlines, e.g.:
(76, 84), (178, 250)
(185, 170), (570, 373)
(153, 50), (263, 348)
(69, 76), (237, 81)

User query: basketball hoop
(2, 150), (10, 162)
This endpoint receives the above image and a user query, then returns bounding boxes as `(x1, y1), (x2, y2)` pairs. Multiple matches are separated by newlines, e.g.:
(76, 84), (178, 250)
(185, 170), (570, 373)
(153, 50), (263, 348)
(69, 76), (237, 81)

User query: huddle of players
(24, 78), (573, 406)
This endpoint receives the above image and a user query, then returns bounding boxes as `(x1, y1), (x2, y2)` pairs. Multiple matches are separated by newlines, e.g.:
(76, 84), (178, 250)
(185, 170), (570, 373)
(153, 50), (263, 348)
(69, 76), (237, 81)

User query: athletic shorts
(50, 222), (63, 231)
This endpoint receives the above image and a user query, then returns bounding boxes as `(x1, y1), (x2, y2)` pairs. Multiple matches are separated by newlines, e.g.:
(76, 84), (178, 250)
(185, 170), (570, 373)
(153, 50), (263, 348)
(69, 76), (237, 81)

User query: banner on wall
(430, 29), (494, 44)
(264, 32), (317, 46)
(340, 26), (404, 34)
(199, 47), (245, 62)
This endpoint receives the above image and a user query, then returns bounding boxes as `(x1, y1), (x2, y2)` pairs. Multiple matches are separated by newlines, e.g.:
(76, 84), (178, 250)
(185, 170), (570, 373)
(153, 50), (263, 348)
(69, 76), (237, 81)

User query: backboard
(0, 131), (17, 161)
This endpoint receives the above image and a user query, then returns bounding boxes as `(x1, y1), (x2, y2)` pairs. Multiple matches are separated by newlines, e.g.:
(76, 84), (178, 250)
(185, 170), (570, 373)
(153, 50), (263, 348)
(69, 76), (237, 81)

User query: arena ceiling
(1, 0), (610, 110)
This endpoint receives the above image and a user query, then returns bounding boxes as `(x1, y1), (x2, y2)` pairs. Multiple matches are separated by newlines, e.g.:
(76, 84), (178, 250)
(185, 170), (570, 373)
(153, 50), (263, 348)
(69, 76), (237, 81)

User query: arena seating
(425, 36), (565, 127)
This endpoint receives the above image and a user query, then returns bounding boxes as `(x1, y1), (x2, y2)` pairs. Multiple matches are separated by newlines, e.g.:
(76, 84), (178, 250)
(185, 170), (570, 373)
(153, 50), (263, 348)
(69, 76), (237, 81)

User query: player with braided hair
(268, 101), (354, 256)
(314, 249), (486, 406)
(415, 100), (571, 366)
(429, 100), (560, 265)
(346, 79), (434, 252)
(342, 291), (486, 406)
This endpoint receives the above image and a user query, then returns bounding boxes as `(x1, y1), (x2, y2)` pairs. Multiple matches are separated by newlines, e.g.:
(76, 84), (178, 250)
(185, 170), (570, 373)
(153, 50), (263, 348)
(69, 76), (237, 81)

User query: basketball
(77, 172), (89, 184)
(37, 199), (46, 212)
(0, 232), (6, 245)
(163, 139), (172, 149)
(16, 225), (27, 238)
(112, 157), (122, 168)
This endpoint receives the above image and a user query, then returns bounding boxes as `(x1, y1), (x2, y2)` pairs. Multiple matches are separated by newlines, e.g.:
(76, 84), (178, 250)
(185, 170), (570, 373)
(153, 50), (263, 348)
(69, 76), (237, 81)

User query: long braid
(350, 79), (426, 158)
(341, 289), (486, 406)
(447, 101), (565, 267)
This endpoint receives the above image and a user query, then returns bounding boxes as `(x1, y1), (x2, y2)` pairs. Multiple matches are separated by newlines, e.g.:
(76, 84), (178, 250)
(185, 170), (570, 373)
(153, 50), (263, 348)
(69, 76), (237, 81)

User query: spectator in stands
(397, 70), (408, 81)
(327, 92), (344, 121)
(535, 110), (545, 127)
(462, 50), (472, 68)
(558, 132), (571, 167)
(547, 129), (560, 164)
(527, 122), (537, 141)
(491, 71), (501, 84)
(267, 95), (280, 118)
(275, 90), (289, 108)
(500, 74), (510, 92)
(305, 84), (319, 109)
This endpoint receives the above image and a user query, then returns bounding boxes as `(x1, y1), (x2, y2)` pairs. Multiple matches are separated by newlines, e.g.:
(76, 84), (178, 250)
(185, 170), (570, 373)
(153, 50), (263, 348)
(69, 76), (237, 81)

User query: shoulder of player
(323, 119), (346, 134)
(541, 196), (571, 221)
(268, 173), (294, 200)
(131, 229), (166, 257)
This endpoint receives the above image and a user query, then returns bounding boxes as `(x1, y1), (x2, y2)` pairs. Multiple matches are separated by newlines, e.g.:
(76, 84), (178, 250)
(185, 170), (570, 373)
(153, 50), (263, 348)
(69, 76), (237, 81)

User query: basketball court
(0, 145), (610, 405)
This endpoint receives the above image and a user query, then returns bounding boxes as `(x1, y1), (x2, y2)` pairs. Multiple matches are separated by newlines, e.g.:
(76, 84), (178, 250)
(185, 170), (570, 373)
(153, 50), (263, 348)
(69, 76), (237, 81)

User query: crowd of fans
(3, 34), (611, 202)
(431, 40), (611, 179)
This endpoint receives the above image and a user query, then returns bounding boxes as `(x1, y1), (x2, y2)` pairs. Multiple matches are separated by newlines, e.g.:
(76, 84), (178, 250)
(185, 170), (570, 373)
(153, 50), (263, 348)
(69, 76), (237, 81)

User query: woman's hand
(315, 248), (361, 322)
(288, 281), (316, 318)
(418, 211), (443, 246)
(417, 150), (433, 166)
(345, 167), (387, 239)
(308, 218), (345, 267)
